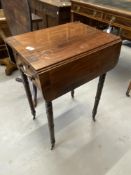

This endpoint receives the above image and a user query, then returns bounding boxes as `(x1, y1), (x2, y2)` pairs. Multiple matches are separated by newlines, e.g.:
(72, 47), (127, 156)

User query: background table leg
(33, 84), (37, 107)
(92, 73), (106, 121)
(71, 90), (74, 98)
(20, 70), (36, 119)
(126, 81), (131, 97)
(45, 101), (55, 150)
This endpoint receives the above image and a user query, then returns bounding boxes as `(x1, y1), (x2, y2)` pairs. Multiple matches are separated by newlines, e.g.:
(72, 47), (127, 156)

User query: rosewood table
(5, 22), (121, 149)
(71, 0), (131, 40)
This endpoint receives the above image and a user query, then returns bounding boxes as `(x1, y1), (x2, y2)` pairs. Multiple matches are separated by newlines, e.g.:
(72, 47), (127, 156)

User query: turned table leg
(20, 70), (36, 119)
(92, 73), (106, 121)
(15, 78), (37, 107)
(126, 81), (131, 97)
(33, 84), (37, 107)
(45, 101), (55, 150)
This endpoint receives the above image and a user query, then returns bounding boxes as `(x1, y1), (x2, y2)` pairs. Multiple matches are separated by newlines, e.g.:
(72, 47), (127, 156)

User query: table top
(6, 22), (120, 72)
(39, 0), (71, 7)
(72, 0), (131, 13)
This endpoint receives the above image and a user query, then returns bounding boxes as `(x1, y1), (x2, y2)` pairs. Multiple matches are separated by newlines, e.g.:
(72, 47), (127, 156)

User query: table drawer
(16, 54), (36, 77)
(16, 55), (41, 87)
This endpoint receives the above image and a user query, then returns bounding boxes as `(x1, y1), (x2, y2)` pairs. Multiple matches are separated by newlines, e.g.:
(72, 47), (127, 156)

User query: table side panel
(39, 41), (121, 101)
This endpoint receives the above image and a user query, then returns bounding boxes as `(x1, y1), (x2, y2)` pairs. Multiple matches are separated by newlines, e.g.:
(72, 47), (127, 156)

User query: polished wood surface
(6, 22), (121, 100)
(6, 22), (122, 148)
(29, 0), (71, 27)
(71, 0), (131, 40)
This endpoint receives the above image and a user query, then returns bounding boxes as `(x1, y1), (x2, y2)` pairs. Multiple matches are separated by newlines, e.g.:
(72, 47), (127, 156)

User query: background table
(6, 22), (121, 149)
(71, 0), (131, 40)
(29, 0), (71, 27)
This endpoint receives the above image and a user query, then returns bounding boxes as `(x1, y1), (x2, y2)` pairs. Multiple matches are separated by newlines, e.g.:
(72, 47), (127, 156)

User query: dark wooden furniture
(0, 0), (42, 75)
(6, 22), (121, 149)
(29, 0), (71, 27)
(1, 0), (43, 106)
(1, 0), (42, 36)
(71, 0), (131, 97)
(71, 0), (131, 40)
(0, 9), (17, 75)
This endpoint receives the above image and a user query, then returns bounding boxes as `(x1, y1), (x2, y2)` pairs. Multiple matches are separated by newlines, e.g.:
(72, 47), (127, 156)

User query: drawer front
(72, 4), (103, 20)
(16, 54), (41, 87)
(16, 54), (37, 79)
(104, 14), (131, 29)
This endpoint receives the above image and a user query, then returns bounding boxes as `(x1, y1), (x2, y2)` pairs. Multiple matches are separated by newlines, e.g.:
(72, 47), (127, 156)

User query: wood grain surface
(6, 22), (122, 101)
